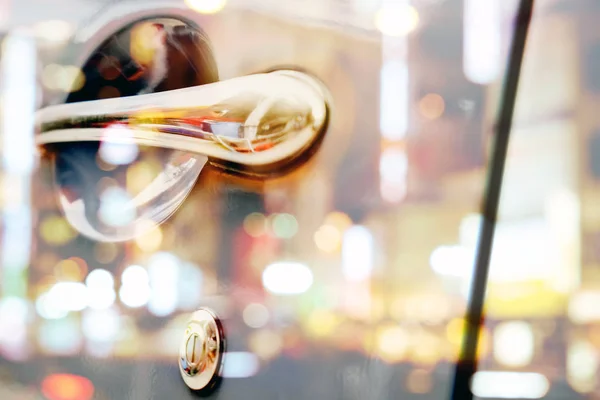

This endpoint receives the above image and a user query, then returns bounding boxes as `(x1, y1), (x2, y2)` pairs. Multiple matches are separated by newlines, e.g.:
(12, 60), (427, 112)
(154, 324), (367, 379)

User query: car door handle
(35, 69), (330, 177)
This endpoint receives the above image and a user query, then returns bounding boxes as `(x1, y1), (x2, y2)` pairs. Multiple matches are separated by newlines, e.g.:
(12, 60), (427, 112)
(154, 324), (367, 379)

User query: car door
(0, 0), (593, 399)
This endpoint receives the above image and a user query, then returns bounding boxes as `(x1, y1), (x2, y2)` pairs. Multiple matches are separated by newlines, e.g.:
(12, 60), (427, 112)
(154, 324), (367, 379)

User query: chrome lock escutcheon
(179, 308), (225, 393)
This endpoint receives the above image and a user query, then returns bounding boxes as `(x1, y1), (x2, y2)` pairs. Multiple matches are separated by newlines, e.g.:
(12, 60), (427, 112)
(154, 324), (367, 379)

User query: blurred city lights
(148, 252), (180, 316)
(54, 258), (84, 282)
(222, 352), (261, 378)
(305, 310), (339, 338)
(85, 269), (116, 310)
(352, 0), (382, 14)
(248, 329), (283, 360)
(243, 303), (270, 329)
(86, 269), (114, 288)
(463, 0), (502, 84)
(343, 282), (373, 320)
(379, 148), (408, 203)
(82, 308), (120, 342)
(41, 374), (94, 400)
(471, 371), (550, 399)
(134, 226), (163, 252)
(568, 291), (600, 323)
(99, 125), (140, 165)
(262, 261), (313, 295)
(314, 224), (342, 253)
(1, 33), (35, 298)
(46, 282), (88, 312)
(36, 292), (68, 320)
(244, 212), (267, 237)
(0, 297), (28, 348)
(271, 213), (298, 239)
(94, 242), (118, 264)
(119, 265), (150, 308)
(419, 93), (445, 120)
(122, 265), (148, 285)
(493, 321), (535, 367)
(430, 245), (474, 278)
(38, 318), (82, 355)
(40, 215), (77, 246)
(376, 325), (409, 363)
(177, 263), (203, 310)
(446, 318), (466, 347)
(41, 64), (85, 92)
(380, 60), (409, 141)
(185, 0), (228, 14)
(98, 186), (136, 227)
(567, 340), (598, 393)
(126, 160), (160, 194)
(375, 3), (419, 37)
(2, 33), (36, 174)
(324, 211), (353, 232)
(33, 20), (73, 44)
(459, 213), (482, 247)
(130, 22), (164, 66)
(342, 226), (374, 282)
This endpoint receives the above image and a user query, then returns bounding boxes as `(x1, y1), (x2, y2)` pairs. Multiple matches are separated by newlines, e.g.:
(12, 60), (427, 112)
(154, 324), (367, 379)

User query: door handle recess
(33, 17), (331, 243)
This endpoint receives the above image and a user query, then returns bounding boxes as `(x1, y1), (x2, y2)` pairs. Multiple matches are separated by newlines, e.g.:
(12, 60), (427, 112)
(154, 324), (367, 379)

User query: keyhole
(185, 333), (205, 367)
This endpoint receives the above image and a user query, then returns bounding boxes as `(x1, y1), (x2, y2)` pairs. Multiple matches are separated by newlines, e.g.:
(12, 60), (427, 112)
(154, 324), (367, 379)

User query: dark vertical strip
(216, 190), (264, 283)
(449, 1), (535, 399)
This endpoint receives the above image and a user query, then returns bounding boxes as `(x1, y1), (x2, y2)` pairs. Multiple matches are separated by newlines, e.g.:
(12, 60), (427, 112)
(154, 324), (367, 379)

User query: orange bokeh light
(41, 374), (94, 400)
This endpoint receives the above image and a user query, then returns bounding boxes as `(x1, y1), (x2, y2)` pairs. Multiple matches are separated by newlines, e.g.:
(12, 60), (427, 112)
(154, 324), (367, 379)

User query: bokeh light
(493, 321), (535, 367)
(119, 265), (150, 308)
(419, 93), (445, 120)
(41, 64), (85, 92)
(54, 258), (86, 282)
(342, 225), (374, 282)
(126, 160), (161, 195)
(324, 211), (353, 232)
(375, 3), (419, 37)
(248, 329), (283, 360)
(38, 317), (83, 355)
(243, 303), (270, 329)
(567, 340), (598, 393)
(0, 297), (29, 355)
(41, 374), (94, 400)
(130, 22), (164, 66)
(99, 125), (140, 166)
(380, 148), (408, 203)
(40, 215), (77, 246)
(305, 310), (339, 338)
(262, 261), (313, 295)
(33, 20), (73, 43)
(94, 242), (118, 264)
(376, 325), (409, 363)
(222, 352), (261, 378)
(134, 226), (163, 252)
(98, 187), (136, 228)
(471, 372), (550, 399)
(271, 213), (298, 239)
(85, 269), (116, 310)
(314, 224), (342, 253)
(148, 252), (180, 316)
(185, 0), (228, 14)
(244, 212), (267, 237)
(36, 292), (68, 320)
(82, 308), (120, 343)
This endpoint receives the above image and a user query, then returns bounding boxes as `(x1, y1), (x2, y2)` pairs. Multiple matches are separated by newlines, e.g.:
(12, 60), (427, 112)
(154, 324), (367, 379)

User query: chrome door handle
(34, 17), (331, 243)
(36, 69), (329, 176)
